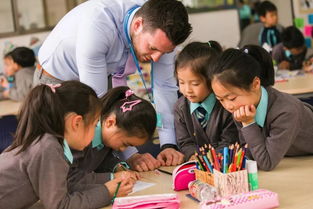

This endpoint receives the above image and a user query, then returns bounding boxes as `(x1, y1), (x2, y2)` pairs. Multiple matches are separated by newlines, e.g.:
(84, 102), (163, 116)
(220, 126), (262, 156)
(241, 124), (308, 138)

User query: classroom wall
(187, 9), (241, 48)
(269, 0), (293, 27)
(291, 0), (313, 48)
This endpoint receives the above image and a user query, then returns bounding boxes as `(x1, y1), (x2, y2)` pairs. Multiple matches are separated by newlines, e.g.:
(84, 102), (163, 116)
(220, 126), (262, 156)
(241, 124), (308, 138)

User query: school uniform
(0, 133), (114, 209)
(259, 26), (281, 48)
(272, 43), (308, 70)
(174, 93), (239, 161)
(0, 66), (34, 101)
(236, 86), (313, 171)
(238, 22), (283, 48)
(68, 122), (121, 190)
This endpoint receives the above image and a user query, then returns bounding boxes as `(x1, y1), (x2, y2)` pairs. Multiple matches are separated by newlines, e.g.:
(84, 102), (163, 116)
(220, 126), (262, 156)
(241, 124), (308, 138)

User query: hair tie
(207, 41), (211, 47)
(46, 83), (61, 93)
(244, 48), (249, 54)
(120, 89), (141, 112)
(125, 89), (135, 98)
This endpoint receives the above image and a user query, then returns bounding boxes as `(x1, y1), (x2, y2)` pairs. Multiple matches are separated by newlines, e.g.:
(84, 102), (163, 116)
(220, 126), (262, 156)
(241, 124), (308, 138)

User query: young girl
(210, 48), (313, 171)
(69, 86), (158, 183)
(0, 81), (135, 209)
(174, 41), (238, 161)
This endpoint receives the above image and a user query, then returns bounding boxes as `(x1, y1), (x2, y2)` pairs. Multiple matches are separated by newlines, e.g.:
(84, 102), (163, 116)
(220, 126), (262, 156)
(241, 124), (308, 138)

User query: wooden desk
(103, 156), (313, 209)
(0, 100), (21, 117)
(274, 73), (313, 98)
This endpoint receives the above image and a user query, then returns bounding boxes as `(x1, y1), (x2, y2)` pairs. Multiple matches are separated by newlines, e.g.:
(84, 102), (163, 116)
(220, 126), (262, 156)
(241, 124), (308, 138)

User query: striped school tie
(196, 106), (207, 129)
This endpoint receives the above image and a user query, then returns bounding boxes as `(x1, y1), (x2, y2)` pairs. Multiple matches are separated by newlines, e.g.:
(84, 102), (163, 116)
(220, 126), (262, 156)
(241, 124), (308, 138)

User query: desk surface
(103, 156), (313, 209)
(273, 73), (313, 97)
(0, 100), (21, 116)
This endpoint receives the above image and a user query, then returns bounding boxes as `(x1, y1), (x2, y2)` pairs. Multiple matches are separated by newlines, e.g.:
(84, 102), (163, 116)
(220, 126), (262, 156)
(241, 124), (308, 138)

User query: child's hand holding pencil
(105, 173), (136, 203)
(114, 170), (140, 184)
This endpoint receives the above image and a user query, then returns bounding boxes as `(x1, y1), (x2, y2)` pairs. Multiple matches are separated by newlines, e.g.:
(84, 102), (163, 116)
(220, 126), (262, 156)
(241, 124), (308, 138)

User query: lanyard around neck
(123, 6), (154, 104)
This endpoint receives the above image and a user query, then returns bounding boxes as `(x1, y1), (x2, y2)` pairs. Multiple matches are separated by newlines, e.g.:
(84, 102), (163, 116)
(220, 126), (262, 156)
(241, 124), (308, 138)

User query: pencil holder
(195, 169), (249, 197)
(214, 169), (249, 197)
(194, 169), (214, 186)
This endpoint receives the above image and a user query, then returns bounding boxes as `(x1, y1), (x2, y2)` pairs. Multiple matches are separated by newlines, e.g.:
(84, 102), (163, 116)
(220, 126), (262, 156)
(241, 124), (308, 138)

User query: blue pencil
(223, 146), (229, 173)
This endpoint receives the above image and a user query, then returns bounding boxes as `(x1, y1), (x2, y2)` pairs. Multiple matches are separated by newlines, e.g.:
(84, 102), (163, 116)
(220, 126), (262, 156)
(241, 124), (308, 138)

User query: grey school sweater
(174, 96), (239, 160)
(0, 133), (112, 209)
(237, 87), (313, 171)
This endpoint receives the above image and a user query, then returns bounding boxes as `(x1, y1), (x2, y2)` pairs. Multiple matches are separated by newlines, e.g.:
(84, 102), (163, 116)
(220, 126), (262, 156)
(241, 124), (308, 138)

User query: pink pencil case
(200, 189), (279, 209)
(112, 193), (180, 209)
(172, 161), (197, 191)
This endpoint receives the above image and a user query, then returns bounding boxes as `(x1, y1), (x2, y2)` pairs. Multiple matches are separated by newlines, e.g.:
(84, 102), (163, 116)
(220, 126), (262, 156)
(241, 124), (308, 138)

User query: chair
(0, 115), (17, 153)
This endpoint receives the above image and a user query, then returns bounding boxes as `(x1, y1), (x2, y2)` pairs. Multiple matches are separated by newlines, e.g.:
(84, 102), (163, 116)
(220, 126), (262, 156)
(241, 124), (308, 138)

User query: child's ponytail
(241, 45), (275, 87)
(9, 84), (65, 153)
(7, 81), (101, 154)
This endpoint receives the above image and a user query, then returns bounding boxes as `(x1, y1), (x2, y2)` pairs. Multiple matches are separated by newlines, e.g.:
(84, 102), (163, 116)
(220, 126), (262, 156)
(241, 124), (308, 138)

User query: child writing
(174, 41), (238, 161)
(272, 26), (308, 70)
(209, 48), (313, 171)
(0, 47), (35, 101)
(0, 81), (136, 209)
(68, 86), (158, 184)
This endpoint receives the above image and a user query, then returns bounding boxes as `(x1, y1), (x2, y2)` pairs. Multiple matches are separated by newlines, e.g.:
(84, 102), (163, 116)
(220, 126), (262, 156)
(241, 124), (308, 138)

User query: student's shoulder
(266, 86), (303, 113)
(15, 66), (35, 78)
(31, 133), (64, 155)
(174, 96), (189, 110)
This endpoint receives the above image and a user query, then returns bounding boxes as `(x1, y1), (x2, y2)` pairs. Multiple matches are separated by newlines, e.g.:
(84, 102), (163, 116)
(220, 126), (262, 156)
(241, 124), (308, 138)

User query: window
(0, 1), (15, 34)
(0, 0), (87, 37)
(181, 0), (236, 13)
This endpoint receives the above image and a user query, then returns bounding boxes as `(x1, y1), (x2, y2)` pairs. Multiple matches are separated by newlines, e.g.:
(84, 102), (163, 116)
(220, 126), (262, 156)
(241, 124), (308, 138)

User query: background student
(69, 86), (158, 182)
(209, 48), (313, 171)
(0, 81), (138, 208)
(238, 1), (283, 50)
(174, 41), (238, 161)
(257, 1), (281, 49)
(272, 26), (308, 70)
(0, 47), (35, 101)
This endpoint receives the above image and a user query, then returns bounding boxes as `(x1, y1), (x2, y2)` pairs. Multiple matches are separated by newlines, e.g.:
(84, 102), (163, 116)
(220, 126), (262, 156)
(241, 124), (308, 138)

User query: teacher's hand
(127, 153), (161, 172)
(157, 148), (184, 166)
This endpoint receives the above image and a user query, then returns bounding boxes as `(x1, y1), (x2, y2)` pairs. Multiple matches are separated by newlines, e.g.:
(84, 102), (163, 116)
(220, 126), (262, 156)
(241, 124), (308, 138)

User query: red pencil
(210, 147), (220, 171)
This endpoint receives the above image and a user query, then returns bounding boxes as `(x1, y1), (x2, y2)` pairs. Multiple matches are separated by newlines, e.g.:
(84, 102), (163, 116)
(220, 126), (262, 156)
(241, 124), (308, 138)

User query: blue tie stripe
(196, 106), (207, 129)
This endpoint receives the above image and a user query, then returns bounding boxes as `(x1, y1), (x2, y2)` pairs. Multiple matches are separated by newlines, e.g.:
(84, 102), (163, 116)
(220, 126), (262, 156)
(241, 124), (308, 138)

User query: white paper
(130, 181), (155, 194)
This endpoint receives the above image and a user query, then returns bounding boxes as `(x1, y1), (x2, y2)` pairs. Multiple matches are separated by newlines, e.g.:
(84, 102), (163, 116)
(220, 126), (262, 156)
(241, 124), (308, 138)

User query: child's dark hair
(7, 80), (101, 154)
(100, 87), (157, 140)
(4, 47), (36, 67)
(257, 1), (277, 17)
(241, 45), (274, 86)
(281, 26), (305, 49)
(209, 48), (264, 91)
(175, 41), (222, 88)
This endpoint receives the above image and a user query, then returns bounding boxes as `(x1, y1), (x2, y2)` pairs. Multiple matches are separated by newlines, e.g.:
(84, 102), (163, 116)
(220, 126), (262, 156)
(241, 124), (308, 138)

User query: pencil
(111, 182), (121, 204)
(157, 168), (172, 175)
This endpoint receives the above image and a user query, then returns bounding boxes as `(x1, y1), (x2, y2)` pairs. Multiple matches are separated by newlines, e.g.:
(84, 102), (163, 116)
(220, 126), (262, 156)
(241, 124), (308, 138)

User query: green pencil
(111, 182), (121, 204)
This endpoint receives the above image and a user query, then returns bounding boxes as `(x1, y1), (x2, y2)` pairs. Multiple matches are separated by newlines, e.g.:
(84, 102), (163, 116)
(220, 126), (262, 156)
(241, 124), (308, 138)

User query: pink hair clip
(46, 83), (61, 93)
(125, 89), (135, 98)
(121, 100), (141, 112)
(120, 89), (141, 112)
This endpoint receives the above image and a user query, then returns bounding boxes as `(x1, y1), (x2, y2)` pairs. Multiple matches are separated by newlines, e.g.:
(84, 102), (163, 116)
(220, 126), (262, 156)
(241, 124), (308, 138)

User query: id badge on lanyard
(124, 6), (163, 128)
